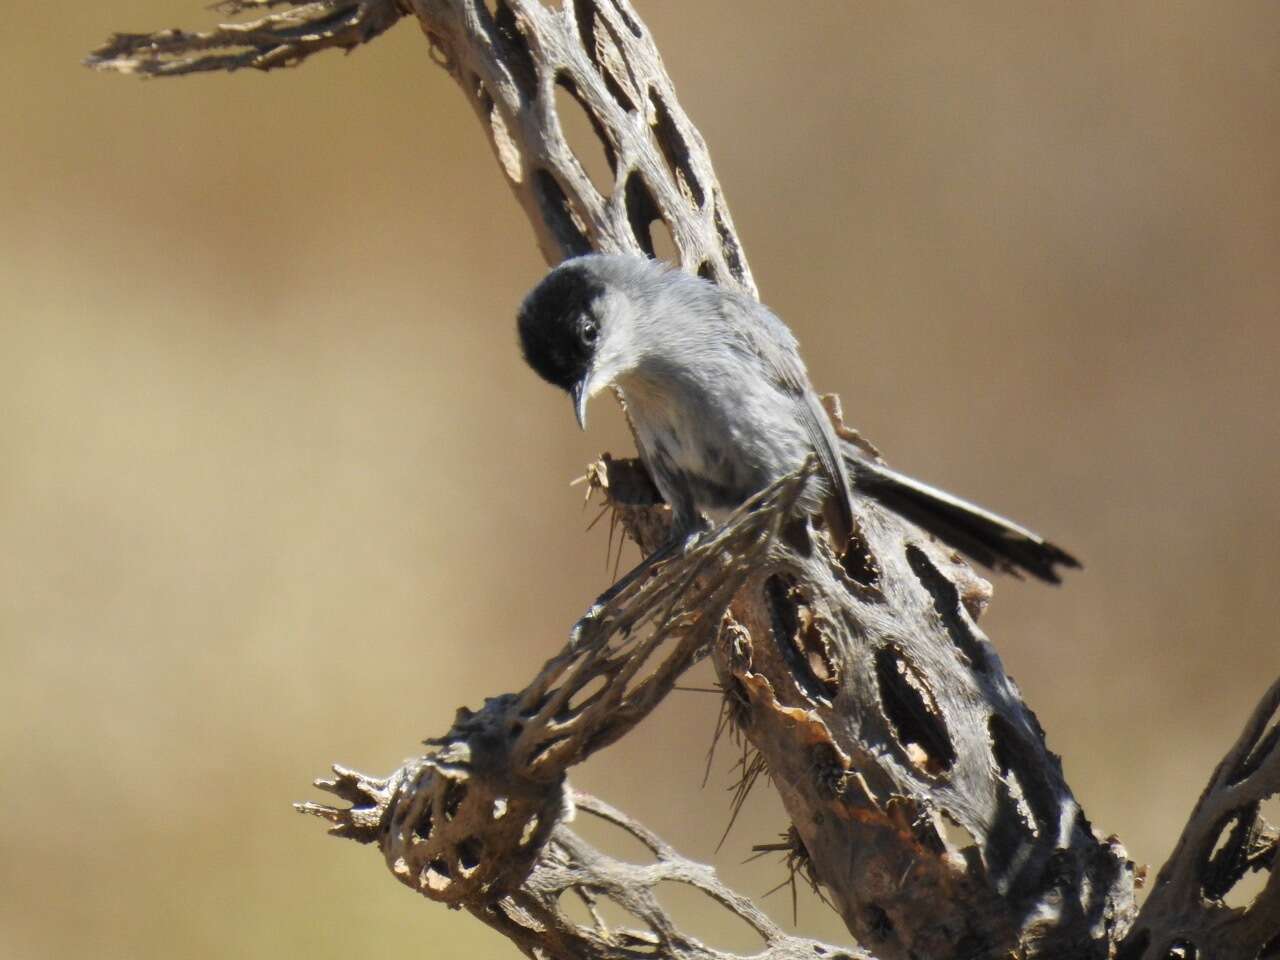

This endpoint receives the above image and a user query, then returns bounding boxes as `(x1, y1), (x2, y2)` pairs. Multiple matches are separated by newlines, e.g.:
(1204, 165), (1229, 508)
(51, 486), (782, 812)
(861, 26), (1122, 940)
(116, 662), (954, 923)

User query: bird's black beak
(571, 379), (588, 430)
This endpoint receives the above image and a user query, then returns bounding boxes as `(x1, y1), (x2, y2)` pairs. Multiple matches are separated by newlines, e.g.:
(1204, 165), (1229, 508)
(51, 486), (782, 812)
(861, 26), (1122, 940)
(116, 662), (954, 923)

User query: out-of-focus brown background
(3, 2), (1278, 956)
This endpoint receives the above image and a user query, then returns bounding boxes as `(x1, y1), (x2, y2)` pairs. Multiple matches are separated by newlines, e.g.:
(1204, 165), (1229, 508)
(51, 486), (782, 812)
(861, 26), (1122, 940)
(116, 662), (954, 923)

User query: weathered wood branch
(297, 467), (862, 959)
(89, 2), (1280, 959)
(1117, 678), (1280, 959)
(607, 434), (1137, 959)
(85, 1), (405, 75)
(87, 0), (753, 295)
(306, 765), (864, 960)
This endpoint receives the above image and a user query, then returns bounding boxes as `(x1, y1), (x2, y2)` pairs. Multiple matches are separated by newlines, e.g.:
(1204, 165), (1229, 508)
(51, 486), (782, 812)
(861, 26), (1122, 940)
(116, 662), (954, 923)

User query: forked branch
(296, 469), (861, 958)
(85, 1), (405, 76)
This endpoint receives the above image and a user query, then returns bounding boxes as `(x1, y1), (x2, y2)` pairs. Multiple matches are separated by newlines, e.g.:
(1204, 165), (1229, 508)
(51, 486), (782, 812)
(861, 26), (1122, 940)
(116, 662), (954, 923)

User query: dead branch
(302, 458), (804, 897)
(85, 1), (405, 76)
(1116, 678), (1280, 959)
(297, 469), (864, 958)
(307, 767), (863, 960)
(603, 443), (1137, 960)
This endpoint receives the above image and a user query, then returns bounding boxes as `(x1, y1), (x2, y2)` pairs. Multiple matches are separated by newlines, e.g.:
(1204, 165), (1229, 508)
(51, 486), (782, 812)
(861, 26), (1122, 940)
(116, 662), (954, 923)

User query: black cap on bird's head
(517, 258), (608, 429)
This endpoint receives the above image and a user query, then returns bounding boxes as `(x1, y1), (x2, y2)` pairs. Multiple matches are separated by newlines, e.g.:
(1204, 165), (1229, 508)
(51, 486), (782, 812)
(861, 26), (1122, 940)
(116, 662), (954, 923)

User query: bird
(516, 253), (1079, 608)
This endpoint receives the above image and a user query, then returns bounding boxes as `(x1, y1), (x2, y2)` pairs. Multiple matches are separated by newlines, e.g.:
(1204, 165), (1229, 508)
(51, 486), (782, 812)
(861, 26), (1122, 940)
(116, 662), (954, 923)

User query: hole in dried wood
(906, 545), (988, 671)
(624, 170), (675, 261)
(697, 260), (717, 283)
(570, 807), (660, 864)
(648, 88), (705, 207)
(534, 168), (592, 258)
(839, 530), (881, 590)
(566, 671), (611, 716)
(455, 837), (482, 876)
(520, 814), (541, 847)
(556, 888), (597, 930)
(713, 195), (748, 284)
(806, 645), (835, 687)
(651, 880), (767, 954)
(513, 696), (546, 724)
(1114, 929), (1150, 960)
(441, 778), (468, 821)
(1221, 796), (1275, 910)
(764, 575), (839, 704)
(574, 0), (638, 111)
(411, 811), (433, 844)
(997, 768), (1040, 840)
(809, 741), (846, 798)
(480, 0), (538, 104)
(475, 76), (523, 184)
(1230, 695), (1280, 785)
(554, 73), (616, 198)
(601, 618), (647, 663)
(939, 809), (980, 855)
(1259, 930), (1280, 959)
(1263, 792), (1280, 832)
(1202, 804), (1258, 903)
(350, 792), (383, 832)
(621, 627), (693, 705)
(874, 645), (956, 776)
(863, 903), (894, 942)
(1227, 863), (1269, 913)
(584, 896), (658, 947)
(988, 714), (1055, 834)
(1168, 940), (1198, 960)
(781, 516), (813, 557)
(988, 715), (1038, 781)
(421, 859), (451, 891)
(649, 218), (678, 264)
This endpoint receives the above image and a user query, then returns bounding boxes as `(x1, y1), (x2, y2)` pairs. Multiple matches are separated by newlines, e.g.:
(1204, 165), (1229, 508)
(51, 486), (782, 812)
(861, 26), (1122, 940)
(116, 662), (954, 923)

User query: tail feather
(848, 458), (1081, 584)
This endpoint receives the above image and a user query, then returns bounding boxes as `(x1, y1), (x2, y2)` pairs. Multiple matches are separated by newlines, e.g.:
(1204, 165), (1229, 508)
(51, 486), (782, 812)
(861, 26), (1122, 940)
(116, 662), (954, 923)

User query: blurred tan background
(3, 1), (1278, 956)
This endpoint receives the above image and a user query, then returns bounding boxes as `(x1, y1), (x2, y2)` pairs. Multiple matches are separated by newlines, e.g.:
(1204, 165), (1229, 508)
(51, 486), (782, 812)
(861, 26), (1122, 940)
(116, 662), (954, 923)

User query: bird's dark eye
(580, 317), (599, 346)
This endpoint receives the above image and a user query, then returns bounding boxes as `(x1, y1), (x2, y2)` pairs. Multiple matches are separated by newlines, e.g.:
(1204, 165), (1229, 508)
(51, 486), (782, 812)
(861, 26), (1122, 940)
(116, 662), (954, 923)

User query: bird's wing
(797, 388), (858, 546)
(722, 292), (856, 546)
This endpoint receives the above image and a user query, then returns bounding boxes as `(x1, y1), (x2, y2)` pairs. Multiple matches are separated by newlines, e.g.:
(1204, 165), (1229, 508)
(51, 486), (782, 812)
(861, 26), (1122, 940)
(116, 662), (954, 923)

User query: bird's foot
(567, 603), (606, 653)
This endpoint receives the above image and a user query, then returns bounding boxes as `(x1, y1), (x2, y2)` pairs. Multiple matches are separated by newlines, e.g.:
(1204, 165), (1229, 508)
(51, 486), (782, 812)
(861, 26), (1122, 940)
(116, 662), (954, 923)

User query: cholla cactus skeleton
(90, 2), (1280, 959)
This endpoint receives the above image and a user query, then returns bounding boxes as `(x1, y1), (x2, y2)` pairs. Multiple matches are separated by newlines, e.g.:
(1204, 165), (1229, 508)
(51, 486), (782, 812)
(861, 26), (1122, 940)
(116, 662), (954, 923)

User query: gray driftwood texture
(89, 2), (1280, 958)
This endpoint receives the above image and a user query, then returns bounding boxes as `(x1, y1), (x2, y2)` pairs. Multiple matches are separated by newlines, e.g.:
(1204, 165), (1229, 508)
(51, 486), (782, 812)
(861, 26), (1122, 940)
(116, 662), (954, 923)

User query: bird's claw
(568, 603), (605, 652)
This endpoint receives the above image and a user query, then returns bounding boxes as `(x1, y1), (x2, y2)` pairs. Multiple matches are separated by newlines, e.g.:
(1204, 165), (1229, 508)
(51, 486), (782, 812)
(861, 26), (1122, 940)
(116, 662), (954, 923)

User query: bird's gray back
(611, 269), (850, 530)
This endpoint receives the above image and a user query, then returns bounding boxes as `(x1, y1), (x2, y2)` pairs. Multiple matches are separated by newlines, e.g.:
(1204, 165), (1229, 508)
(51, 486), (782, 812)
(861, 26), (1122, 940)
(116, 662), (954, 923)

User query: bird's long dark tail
(847, 457), (1081, 584)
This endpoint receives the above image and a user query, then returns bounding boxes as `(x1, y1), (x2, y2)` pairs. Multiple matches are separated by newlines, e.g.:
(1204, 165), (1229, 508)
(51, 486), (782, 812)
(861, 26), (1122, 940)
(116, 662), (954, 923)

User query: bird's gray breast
(622, 369), (809, 524)
(647, 429), (743, 510)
